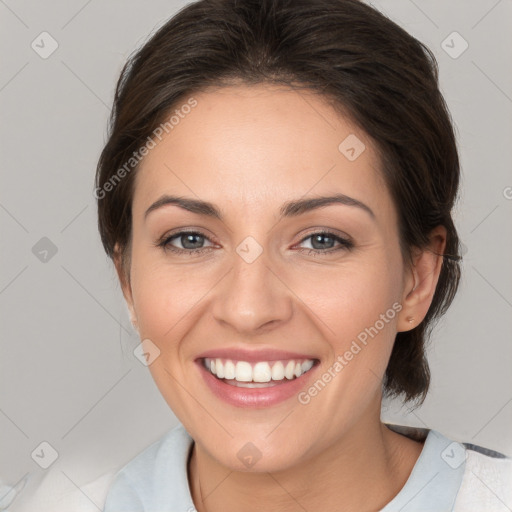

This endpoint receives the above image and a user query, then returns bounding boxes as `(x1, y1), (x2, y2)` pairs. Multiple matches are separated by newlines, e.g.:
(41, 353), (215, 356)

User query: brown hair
(95, 0), (462, 406)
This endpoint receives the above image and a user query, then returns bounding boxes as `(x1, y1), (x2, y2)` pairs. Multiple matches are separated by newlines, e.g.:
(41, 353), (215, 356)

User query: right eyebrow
(145, 195), (222, 220)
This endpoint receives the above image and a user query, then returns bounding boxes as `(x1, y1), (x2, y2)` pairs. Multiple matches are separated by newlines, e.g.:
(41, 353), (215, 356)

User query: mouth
(195, 353), (320, 407)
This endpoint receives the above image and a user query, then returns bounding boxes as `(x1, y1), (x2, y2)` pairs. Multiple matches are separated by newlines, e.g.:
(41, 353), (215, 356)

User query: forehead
(132, 84), (393, 224)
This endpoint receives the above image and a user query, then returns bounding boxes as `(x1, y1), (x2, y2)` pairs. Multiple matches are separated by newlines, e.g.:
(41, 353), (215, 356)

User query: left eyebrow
(144, 193), (375, 221)
(280, 193), (375, 220)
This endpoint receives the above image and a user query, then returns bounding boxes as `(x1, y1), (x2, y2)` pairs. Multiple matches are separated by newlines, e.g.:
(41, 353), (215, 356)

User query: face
(120, 84), (417, 472)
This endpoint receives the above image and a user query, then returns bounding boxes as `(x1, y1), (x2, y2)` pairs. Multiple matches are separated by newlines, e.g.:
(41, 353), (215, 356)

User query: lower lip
(196, 360), (319, 408)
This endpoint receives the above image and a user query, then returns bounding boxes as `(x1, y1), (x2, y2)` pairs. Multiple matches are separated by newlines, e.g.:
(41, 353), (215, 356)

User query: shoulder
(453, 443), (512, 512)
(103, 422), (195, 511)
(383, 423), (511, 512)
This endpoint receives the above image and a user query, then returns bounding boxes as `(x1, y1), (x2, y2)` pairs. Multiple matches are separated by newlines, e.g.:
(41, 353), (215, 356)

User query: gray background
(1, 0), (511, 507)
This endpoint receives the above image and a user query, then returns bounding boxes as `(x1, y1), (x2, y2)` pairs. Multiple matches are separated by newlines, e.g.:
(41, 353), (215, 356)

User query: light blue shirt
(102, 422), (510, 512)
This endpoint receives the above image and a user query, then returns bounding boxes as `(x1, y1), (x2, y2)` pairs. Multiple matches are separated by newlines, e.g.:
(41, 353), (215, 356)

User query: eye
(295, 231), (353, 256)
(156, 230), (215, 255)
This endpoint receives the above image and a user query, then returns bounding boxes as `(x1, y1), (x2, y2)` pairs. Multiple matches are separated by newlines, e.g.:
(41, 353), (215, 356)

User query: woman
(96, 0), (512, 510)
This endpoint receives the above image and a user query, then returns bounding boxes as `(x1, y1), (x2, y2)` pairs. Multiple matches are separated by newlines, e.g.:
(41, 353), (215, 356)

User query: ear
(397, 226), (447, 332)
(113, 244), (138, 332)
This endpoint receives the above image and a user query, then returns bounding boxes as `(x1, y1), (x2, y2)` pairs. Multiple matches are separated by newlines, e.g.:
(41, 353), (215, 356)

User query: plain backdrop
(1, 0), (511, 507)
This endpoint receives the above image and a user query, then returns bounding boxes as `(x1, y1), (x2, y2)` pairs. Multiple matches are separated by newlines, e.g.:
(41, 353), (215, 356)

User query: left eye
(296, 232), (353, 253)
(159, 231), (213, 252)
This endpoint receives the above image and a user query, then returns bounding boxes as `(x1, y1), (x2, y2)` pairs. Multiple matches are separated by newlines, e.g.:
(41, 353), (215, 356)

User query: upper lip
(195, 347), (319, 363)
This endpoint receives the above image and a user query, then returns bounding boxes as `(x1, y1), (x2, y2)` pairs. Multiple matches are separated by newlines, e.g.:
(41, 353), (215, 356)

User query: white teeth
(215, 358), (224, 378)
(203, 357), (316, 382)
(271, 361), (285, 381)
(253, 362), (272, 383)
(284, 361), (295, 379)
(235, 361), (253, 382)
(224, 360), (235, 379)
(302, 360), (314, 373)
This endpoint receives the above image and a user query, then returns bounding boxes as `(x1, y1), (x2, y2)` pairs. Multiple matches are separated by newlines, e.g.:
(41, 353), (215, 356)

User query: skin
(115, 83), (446, 512)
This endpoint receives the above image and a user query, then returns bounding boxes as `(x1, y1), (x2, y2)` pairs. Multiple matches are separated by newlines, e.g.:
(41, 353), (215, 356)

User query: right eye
(157, 230), (215, 255)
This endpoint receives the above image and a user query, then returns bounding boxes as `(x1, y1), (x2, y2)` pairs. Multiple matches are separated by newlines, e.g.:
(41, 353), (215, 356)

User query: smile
(203, 357), (315, 385)
(197, 355), (320, 407)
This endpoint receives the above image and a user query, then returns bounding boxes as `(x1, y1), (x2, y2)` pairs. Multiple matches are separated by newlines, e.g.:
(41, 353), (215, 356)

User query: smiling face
(117, 83), (424, 472)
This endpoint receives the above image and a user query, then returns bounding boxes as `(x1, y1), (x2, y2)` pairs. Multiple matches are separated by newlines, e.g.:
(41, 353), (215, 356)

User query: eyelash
(155, 230), (354, 257)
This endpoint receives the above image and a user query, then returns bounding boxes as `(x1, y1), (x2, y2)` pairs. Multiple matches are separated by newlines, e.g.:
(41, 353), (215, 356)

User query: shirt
(101, 422), (512, 512)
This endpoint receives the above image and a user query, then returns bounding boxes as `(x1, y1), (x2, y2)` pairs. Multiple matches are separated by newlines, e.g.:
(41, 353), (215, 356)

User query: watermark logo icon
(237, 442), (262, 468)
(134, 339), (161, 366)
(236, 236), (263, 264)
(338, 134), (366, 161)
(441, 32), (468, 59)
(441, 442), (467, 469)
(32, 237), (58, 263)
(31, 32), (59, 59)
(31, 441), (59, 469)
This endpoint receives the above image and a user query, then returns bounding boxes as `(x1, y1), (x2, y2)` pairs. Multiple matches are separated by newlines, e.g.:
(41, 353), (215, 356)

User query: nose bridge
(212, 238), (292, 333)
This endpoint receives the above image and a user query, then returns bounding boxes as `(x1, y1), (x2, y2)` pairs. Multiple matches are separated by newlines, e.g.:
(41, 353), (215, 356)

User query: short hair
(95, 0), (462, 406)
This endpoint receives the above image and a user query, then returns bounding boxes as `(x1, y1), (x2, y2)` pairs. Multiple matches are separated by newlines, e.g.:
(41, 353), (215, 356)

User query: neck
(188, 405), (424, 512)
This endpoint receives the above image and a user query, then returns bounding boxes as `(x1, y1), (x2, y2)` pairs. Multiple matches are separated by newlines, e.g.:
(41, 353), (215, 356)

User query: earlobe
(113, 243), (138, 330)
(126, 303), (139, 333)
(397, 226), (447, 332)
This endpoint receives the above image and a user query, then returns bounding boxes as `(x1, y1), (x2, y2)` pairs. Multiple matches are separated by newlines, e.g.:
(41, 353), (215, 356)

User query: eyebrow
(144, 193), (375, 221)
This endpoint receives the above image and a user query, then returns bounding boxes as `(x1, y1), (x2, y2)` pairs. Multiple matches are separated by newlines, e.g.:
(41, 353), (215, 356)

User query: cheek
(287, 255), (404, 400)
(291, 258), (402, 339)
(128, 244), (206, 341)
(292, 260), (403, 416)
(132, 269), (201, 341)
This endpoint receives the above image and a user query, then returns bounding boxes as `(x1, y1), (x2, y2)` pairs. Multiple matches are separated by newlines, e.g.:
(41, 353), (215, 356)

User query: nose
(211, 248), (293, 335)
